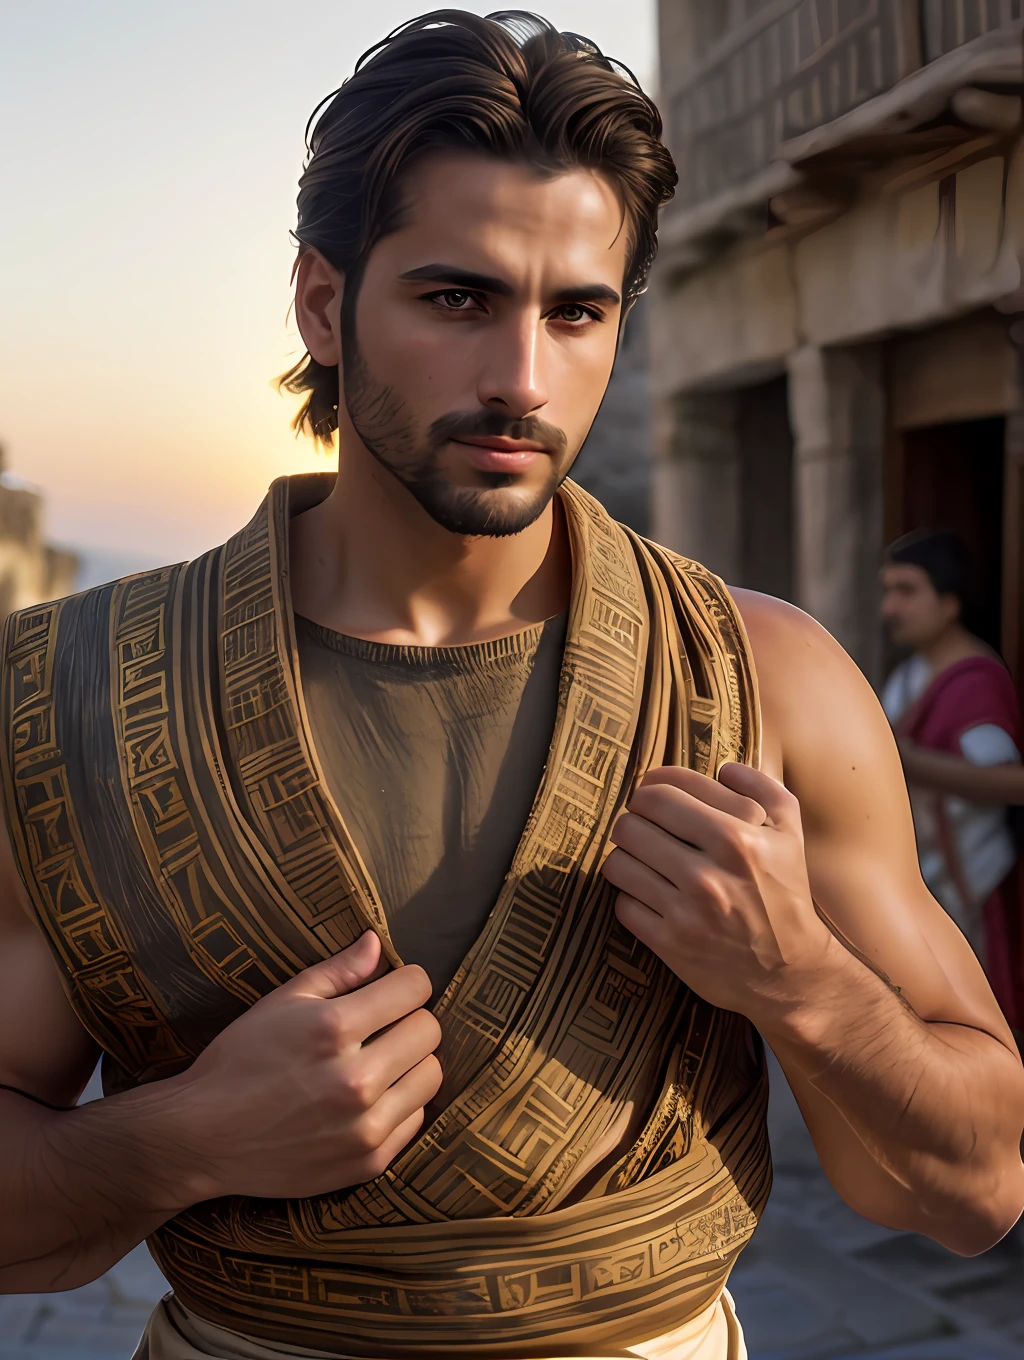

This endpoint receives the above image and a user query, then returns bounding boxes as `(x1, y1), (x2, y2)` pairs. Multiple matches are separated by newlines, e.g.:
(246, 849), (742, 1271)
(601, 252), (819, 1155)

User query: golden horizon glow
(0, 0), (655, 570)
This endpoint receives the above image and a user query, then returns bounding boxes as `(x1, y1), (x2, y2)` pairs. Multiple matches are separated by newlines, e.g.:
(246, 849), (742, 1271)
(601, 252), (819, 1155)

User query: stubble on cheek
(343, 349), (423, 472)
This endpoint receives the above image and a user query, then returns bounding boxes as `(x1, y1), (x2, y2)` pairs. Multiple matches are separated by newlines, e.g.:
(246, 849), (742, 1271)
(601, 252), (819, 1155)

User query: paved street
(728, 1056), (1024, 1360)
(2, 1057), (1021, 1359)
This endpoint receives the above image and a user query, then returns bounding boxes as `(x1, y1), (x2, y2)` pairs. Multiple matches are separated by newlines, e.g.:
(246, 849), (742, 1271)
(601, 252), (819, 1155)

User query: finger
(639, 766), (766, 825)
(359, 1055), (444, 1150)
(356, 1008), (442, 1098)
(718, 763), (801, 833)
(348, 1108), (427, 1183)
(601, 846), (676, 917)
(334, 965), (434, 1044)
(284, 932), (383, 999)
(623, 784), (758, 865)
(614, 891), (672, 952)
(610, 810), (704, 884)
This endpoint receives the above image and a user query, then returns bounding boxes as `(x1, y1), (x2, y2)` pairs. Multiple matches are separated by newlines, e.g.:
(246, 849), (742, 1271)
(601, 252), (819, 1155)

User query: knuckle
(691, 865), (722, 901)
(311, 1008), (347, 1051)
(722, 822), (756, 858)
(335, 1062), (375, 1111)
(353, 1110), (387, 1154)
(775, 784), (799, 814)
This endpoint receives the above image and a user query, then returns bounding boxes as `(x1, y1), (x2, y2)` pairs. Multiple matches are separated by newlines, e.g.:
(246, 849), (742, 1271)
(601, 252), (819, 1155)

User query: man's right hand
(0, 830), (442, 1295)
(169, 931), (442, 1201)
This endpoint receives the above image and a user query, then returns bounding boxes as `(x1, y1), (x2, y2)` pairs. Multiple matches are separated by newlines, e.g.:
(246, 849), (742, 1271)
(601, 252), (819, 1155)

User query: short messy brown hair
(278, 9), (677, 443)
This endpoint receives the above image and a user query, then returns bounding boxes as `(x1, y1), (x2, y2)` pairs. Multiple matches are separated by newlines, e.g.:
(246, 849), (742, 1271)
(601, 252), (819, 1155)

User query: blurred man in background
(881, 529), (1023, 1026)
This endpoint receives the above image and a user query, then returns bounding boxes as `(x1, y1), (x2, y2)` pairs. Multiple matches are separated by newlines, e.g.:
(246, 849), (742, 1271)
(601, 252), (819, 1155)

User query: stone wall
(0, 454), (79, 623)
(571, 298), (652, 534)
(652, 136), (1024, 399)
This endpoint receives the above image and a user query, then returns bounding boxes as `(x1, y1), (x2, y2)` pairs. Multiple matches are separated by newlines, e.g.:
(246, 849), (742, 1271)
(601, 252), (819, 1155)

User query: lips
(453, 436), (550, 454)
(451, 436), (548, 474)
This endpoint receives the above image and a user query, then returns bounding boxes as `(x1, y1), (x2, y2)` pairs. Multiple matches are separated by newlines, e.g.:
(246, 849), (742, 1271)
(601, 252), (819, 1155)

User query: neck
(918, 623), (987, 673)
(288, 443), (571, 647)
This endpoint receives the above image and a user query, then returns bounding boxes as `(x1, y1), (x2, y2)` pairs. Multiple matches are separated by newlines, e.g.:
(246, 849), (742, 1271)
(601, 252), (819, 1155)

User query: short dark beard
(340, 290), (569, 538)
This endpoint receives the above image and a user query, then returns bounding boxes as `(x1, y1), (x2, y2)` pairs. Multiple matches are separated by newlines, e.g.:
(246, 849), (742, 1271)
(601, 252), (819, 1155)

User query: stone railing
(663, 0), (1022, 211)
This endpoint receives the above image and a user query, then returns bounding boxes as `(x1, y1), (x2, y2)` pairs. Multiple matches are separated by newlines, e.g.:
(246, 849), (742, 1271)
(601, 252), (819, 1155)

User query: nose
(477, 314), (548, 418)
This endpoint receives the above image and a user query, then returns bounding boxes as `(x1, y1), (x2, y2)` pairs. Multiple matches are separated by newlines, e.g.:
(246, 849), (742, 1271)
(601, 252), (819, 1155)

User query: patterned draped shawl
(1, 476), (770, 1357)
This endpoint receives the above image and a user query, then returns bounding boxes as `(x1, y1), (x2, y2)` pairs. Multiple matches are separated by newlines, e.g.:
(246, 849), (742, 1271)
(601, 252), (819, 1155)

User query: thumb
(283, 931), (384, 999)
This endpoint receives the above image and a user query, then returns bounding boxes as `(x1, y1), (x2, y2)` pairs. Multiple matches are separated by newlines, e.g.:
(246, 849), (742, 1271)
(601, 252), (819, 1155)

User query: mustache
(428, 410), (568, 457)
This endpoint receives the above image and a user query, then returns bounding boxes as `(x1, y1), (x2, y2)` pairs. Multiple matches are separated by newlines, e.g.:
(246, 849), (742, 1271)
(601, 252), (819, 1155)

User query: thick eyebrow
(553, 283), (621, 307)
(399, 264), (514, 296)
(398, 263), (621, 307)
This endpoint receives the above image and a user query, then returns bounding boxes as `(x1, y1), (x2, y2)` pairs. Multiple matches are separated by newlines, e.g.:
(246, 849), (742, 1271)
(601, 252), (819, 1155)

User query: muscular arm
(897, 738), (1024, 804)
(0, 821), (189, 1291)
(602, 591), (1024, 1256)
(0, 821), (442, 1294)
(739, 592), (1024, 1252)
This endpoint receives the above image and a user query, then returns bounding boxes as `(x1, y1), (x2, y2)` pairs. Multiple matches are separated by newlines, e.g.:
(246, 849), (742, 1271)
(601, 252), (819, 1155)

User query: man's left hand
(602, 763), (835, 1023)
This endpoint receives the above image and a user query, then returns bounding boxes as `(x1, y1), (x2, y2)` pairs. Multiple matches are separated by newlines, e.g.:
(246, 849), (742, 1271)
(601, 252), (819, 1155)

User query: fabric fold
(1, 476), (769, 1357)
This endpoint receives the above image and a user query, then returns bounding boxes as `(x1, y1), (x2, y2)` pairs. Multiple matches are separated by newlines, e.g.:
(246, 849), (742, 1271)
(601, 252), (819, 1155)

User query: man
(881, 529), (1024, 1026)
(0, 13), (1022, 1360)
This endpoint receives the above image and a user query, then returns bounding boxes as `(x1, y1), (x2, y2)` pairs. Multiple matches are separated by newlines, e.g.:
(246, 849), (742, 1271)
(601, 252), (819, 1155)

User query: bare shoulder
(729, 588), (882, 794)
(730, 587), (858, 679)
(0, 812), (99, 1104)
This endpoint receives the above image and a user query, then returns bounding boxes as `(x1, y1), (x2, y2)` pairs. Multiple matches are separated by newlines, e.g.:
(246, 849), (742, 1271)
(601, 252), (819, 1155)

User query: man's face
(334, 152), (629, 536)
(880, 562), (959, 649)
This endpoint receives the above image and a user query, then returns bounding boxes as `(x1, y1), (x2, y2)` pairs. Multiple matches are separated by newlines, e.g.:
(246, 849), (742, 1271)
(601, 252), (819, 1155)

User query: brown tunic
(0, 474), (770, 1356)
(294, 613), (567, 996)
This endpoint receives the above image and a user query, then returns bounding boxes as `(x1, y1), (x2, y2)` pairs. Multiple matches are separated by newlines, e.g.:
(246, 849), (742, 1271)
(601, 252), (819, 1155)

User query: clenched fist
(602, 763), (833, 1022)
(167, 932), (442, 1201)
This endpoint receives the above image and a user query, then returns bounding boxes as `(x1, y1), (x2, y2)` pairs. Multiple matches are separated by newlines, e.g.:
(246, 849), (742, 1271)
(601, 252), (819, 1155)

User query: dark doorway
(897, 416), (1006, 653)
(736, 376), (794, 601)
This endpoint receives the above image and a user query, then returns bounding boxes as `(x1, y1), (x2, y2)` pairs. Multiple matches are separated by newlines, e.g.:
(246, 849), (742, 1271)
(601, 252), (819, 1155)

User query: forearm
(762, 938), (1024, 1254)
(899, 742), (1024, 804)
(0, 1078), (209, 1293)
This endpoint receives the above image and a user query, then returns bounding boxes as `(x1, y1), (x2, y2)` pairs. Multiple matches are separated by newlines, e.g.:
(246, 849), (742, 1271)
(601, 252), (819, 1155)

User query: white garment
(882, 655), (1021, 953)
(133, 1290), (745, 1360)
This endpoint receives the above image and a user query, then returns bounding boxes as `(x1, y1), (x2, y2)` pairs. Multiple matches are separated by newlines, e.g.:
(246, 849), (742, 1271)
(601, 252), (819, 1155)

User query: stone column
(651, 391), (741, 582)
(787, 344), (887, 678)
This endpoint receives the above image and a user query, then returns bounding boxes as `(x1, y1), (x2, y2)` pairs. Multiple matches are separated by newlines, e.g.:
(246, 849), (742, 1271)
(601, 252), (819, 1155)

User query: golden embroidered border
(0, 589), (188, 1077)
(2, 478), (770, 1354)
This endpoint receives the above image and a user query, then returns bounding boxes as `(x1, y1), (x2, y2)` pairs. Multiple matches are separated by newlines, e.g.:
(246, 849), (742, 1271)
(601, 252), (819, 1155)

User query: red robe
(898, 656), (1023, 1028)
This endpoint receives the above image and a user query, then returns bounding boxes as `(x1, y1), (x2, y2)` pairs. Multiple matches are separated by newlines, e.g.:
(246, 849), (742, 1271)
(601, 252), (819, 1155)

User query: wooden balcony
(663, 0), (1022, 213)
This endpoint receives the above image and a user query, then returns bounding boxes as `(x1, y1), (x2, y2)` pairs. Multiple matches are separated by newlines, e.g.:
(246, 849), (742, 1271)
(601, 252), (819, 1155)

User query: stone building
(0, 447), (78, 623)
(651, 1), (1023, 684)
(572, 298), (653, 534)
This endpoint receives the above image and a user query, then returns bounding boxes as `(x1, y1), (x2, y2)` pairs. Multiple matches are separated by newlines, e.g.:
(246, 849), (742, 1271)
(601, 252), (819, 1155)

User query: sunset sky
(0, 1), (655, 578)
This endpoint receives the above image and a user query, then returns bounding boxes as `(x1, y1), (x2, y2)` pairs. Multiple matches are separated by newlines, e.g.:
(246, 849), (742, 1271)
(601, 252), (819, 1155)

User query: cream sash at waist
(132, 1293), (745, 1360)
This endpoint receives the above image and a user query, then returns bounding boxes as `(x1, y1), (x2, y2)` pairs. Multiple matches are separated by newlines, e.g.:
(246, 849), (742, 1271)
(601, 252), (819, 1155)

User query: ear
(940, 592), (962, 627)
(294, 248), (344, 367)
